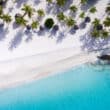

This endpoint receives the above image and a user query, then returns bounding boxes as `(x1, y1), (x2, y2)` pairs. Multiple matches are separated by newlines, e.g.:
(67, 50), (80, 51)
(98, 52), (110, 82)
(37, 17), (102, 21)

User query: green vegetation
(89, 6), (97, 13)
(91, 29), (100, 38)
(91, 17), (110, 38)
(92, 18), (100, 27)
(79, 11), (85, 18)
(22, 4), (35, 18)
(69, 5), (77, 13)
(44, 18), (54, 29)
(56, 0), (66, 7)
(101, 30), (109, 38)
(80, 0), (88, 5)
(103, 17), (110, 27)
(65, 17), (76, 27)
(106, 6), (110, 14)
(1, 14), (12, 23)
(46, 0), (53, 3)
(0, 0), (109, 40)
(0, 5), (3, 15)
(15, 17), (27, 26)
(31, 21), (39, 29)
(37, 9), (45, 17)
(57, 12), (65, 21)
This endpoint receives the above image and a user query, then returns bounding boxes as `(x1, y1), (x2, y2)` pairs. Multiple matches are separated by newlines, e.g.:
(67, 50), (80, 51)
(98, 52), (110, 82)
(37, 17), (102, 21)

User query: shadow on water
(9, 29), (24, 50)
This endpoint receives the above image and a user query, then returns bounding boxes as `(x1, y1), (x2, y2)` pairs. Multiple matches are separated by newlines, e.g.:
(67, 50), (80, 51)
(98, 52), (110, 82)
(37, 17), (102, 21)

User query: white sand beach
(0, 48), (98, 89)
(0, 0), (109, 89)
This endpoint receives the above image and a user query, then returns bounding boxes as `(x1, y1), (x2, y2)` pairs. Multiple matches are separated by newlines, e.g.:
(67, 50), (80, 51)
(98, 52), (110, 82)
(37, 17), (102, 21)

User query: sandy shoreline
(0, 48), (98, 89)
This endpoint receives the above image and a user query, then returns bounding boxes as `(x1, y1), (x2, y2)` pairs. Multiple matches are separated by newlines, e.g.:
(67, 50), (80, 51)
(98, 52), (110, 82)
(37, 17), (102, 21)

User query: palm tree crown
(79, 11), (85, 18)
(92, 18), (100, 27)
(56, 0), (66, 7)
(22, 4), (35, 18)
(46, 0), (53, 3)
(65, 17), (76, 27)
(103, 17), (110, 27)
(69, 5), (77, 13)
(106, 6), (110, 14)
(89, 6), (97, 13)
(15, 17), (27, 26)
(1, 14), (12, 23)
(37, 9), (45, 17)
(57, 12), (65, 21)
(0, 5), (3, 15)
(31, 21), (39, 29)
(80, 0), (88, 5)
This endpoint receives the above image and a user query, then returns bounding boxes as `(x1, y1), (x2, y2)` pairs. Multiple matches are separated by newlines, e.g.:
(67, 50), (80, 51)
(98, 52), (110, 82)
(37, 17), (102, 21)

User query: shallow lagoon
(0, 64), (110, 110)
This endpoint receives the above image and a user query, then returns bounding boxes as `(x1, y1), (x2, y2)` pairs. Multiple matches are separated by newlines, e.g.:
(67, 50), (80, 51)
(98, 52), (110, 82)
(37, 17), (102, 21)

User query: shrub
(44, 18), (54, 29)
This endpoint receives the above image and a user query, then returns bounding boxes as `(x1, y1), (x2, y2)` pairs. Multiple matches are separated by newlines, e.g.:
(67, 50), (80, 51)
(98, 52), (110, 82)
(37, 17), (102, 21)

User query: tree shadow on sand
(12, 22), (20, 30)
(48, 0), (73, 15)
(34, 0), (40, 5)
(56, 31), (66, 43)
(16, 0), (27, 8)
(80, 29), (110, 52)
(61, 0), (73, 12)
(9, 29), (24, 50)
(81, 0), (99, 11)
(24, 30), (33, 42)
(0, 27), (9, 41)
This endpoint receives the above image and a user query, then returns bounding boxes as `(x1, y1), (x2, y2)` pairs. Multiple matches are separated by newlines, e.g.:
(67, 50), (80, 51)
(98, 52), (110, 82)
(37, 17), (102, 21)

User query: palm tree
(65, 17), (76, 27)
(80, 0), (88, 5)
(22, 4), (35, 18)
(92, 18), (100, 27)
(91, 29), (100, 38)
(15, 17), (27, 26)
(1, 14), (12, 23)
(37, 9), (45, 17)
(31, 21), (39, 29)
(103, 17), (110, 27)
(56, 0), (66, 7)
(0, 5), (3, 15)
(46, 0), (53, 3)
(69, 5), (77, 13)
(106, 6), (110, 15)
(57, 12), (65, 21)
(89, 6), (97, 13)
(79, 11), (85, 19)
(101, 30), (109, 38)
(92, 18), (103, 31)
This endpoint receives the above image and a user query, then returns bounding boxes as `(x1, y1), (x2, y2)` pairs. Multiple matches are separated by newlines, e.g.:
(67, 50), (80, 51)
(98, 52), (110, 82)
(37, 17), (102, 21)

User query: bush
(44, 18), (54, 29)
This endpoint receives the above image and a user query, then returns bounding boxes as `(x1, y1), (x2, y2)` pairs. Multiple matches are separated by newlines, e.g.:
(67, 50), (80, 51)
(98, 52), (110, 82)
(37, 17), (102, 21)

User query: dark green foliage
(44, 18), (54, 29)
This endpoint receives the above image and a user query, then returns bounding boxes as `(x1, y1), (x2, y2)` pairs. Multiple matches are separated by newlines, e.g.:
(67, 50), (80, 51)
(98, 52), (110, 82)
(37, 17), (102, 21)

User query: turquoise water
(0, 64), (110, 110)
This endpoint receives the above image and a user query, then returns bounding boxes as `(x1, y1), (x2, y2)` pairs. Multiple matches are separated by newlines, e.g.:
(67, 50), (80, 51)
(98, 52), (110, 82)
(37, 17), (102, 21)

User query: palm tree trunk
(22, 12), (27, 18)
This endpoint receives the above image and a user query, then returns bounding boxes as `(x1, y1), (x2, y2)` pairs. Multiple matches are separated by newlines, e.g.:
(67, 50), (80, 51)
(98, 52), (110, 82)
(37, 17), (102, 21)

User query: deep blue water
(0, 64), (110, 110)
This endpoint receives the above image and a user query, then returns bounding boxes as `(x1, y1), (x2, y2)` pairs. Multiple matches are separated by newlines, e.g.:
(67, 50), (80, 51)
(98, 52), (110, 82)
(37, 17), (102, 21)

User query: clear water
(0, 64), (110, 110)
